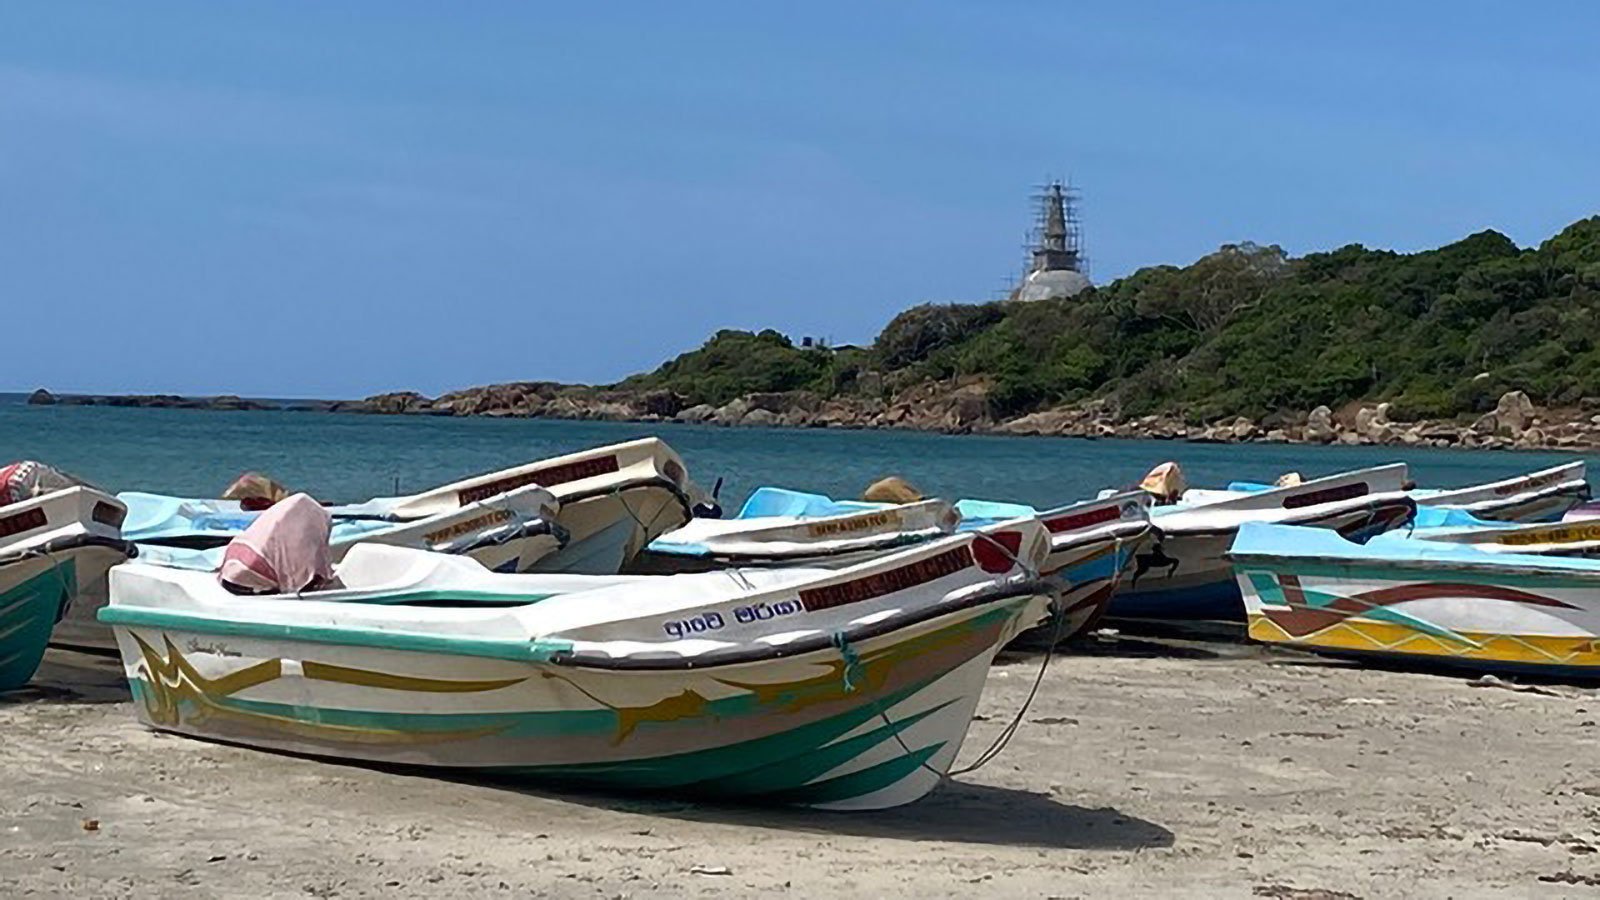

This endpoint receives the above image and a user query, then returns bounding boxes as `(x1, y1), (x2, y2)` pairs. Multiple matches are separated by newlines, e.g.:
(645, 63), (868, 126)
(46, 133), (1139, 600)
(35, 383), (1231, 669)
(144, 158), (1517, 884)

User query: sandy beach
(3, 635), (1596, 899)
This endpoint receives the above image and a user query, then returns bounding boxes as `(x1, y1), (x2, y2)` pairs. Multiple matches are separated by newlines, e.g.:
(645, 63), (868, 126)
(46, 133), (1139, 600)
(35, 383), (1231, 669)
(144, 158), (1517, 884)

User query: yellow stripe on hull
(1248, 613), (1600, 670)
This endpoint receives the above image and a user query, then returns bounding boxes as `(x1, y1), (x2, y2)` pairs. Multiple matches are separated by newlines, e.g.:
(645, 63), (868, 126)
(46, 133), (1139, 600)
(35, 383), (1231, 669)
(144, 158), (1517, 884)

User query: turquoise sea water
(0, 394), (1592, 509)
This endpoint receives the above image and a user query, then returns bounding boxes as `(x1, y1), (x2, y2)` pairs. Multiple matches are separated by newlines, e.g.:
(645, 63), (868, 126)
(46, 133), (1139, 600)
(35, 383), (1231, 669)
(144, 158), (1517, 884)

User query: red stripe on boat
(0, 507), (47, 538)
(799, 545), (970, 612)
(1043, 505), (1121, 533)
(458, 455), (621, 505)
(1282, 483), (1369, 509)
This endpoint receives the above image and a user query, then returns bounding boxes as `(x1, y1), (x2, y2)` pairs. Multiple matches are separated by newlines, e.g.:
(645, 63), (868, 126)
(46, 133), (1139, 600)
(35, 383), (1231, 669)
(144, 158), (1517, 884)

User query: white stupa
(1010, 181), (1091, 301)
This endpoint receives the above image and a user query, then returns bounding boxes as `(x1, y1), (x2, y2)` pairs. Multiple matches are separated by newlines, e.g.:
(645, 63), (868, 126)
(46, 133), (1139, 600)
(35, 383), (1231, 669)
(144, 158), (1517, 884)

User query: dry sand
(4, 633), (1599, 899)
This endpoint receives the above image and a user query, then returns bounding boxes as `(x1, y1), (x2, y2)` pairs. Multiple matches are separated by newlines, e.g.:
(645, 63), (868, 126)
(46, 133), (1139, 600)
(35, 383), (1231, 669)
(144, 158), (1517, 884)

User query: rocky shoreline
(25, 384), (1600, 452)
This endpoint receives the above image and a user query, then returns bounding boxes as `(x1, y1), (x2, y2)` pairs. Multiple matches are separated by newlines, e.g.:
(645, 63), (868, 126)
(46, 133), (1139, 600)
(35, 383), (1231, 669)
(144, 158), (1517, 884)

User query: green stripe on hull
(765, 741), (946, 807)
(0, 560), (74, 691)
(493, 677), (944, 790)
(710, 702), (952, 796)
(102, 606), (575, 663)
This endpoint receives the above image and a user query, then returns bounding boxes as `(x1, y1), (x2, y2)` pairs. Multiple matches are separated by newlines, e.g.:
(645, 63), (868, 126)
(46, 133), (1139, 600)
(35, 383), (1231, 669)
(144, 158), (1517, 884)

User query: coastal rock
(995, 407), (1079, 436)
(712, 398), (751, 426)
(674, 404), (716, 423)
(359, 391), (435, 415)
(740, 408), (780, 427)
(1304, 406), (1336, 443)
(1265, 428), (1288, 442)
(1230, 416), (1258, 441)
(1354, 403), (1393, 442)
(746, 391), (820, 415)
(812, 398), (879, 428)
(944, 384), (992, 430)
(1514, 426), (1547, 449)
(1494, 390), (1535, 435)
(596, 402), (638, 421)
(26, 389), (55, 406)
(640, 390), (686, 418)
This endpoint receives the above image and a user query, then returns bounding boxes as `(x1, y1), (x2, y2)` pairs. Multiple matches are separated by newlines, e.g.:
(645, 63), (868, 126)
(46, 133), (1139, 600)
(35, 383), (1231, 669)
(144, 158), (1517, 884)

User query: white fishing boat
(1109, 465), (1416, 622)
(641, 486), (1154, 644)
(1233, 521), (1600, 678)
(634, 487), (961, 573)
(1231, 461), (1589, 524)
(356, 438), (705, 575)
(56, 484), (564, 652)
(100, 522), (1054, 809)
(1410, 461), (1589, 522)
(0, 472), (133, 689)
(955, 493), (1156, 644)
(1377, 506), (1600, 558)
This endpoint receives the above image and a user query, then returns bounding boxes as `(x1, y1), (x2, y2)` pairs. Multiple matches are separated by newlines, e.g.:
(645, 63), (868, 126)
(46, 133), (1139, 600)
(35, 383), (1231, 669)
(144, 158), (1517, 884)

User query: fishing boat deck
(3, 640), (1593, 898)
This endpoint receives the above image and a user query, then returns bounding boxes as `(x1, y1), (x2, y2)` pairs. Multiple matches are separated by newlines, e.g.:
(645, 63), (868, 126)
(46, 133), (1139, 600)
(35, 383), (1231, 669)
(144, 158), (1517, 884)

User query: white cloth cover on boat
(219, 493), (335, 594)
(0, 460), (91, 507)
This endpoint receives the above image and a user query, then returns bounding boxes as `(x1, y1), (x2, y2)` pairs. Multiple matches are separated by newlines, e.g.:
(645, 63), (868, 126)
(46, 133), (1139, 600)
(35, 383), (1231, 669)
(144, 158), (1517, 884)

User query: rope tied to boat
(860, 522), (1063, 782)
(831, 630), (863, 694)
(16, 544), (73, 623)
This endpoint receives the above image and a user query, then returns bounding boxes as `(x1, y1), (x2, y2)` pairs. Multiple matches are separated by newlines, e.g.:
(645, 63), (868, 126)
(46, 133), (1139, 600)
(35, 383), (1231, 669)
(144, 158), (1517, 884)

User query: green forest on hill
(620, 216), (1600, 423)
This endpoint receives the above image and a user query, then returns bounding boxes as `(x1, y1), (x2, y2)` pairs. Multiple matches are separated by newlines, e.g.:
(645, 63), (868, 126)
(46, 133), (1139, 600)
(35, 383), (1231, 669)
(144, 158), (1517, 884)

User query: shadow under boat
(0, 646), (131, 706)
(458, 775), (1176, 851)
(1000, 616), (1263, 663)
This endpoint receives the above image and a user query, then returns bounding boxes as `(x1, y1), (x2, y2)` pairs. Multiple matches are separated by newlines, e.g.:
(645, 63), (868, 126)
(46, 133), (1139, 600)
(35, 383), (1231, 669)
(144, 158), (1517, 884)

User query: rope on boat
(15, 544), (74, 623)
(831, 631), (863, 693)
(848, 525), (1094, 782)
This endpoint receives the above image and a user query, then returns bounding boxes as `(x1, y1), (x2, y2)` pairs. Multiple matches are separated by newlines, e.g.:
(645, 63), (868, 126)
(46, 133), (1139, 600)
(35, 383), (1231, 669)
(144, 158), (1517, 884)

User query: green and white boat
(1, 483), (134, 690)
(100, 521), (1054, 809)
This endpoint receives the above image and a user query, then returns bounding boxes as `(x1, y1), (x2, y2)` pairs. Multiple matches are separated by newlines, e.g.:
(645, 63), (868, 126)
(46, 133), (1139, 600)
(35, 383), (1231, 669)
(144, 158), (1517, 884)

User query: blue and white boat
(634, 487), (961, 573)
(1108, 465), (1417, 622)
(1233, 521), (1600, 678)
(1375, 504), (1600, 558)
(641, 486), (1154, 643)
(956, 492), (1155, 644)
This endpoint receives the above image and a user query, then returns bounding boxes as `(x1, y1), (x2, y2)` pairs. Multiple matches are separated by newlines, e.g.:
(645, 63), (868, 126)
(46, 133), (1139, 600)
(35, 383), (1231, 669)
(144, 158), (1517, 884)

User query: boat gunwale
(1152, 494), (1416, 539)
(0, 533), (138, 571)
(97, 576), (1048, 670)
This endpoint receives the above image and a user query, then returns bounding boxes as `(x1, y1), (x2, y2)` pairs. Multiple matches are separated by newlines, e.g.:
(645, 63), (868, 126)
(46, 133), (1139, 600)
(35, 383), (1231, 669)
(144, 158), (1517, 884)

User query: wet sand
(3, 636), (1598, 898)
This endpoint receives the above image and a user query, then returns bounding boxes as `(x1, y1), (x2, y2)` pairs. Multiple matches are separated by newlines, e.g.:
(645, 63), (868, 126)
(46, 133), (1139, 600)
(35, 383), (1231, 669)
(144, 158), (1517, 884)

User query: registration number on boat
(662, 599), (805, 638)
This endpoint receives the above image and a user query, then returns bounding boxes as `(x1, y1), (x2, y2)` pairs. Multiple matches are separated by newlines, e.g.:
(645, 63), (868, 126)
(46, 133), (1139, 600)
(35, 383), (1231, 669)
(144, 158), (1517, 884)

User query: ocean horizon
(2, 393), (1592, 509)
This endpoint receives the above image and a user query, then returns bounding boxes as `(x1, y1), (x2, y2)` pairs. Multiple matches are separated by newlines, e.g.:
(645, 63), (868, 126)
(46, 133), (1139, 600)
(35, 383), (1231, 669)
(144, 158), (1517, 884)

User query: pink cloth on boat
(218, 493), (335, 594)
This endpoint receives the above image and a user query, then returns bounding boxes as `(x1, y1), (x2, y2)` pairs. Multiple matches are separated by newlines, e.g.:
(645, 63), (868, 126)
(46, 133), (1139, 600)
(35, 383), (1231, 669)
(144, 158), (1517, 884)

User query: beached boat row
(0, 442), (1592, 809)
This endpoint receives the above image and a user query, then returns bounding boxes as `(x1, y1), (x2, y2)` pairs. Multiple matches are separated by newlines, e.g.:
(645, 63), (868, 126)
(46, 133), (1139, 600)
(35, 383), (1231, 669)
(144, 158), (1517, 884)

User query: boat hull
(545, 484), (691, 574)
(0, 556), (77, 690)
(107, 594), (1044, 809)
(1416, 462), (1590, 523)
(1111, 499), (1414, 622)
(1009, 527), (1154, 647)
(1237, 563), (1600, 678)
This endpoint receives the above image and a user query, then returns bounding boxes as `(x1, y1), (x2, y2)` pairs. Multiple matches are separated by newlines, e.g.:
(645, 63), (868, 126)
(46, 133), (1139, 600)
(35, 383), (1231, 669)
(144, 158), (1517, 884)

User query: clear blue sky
(3, 2), (1596, 398)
